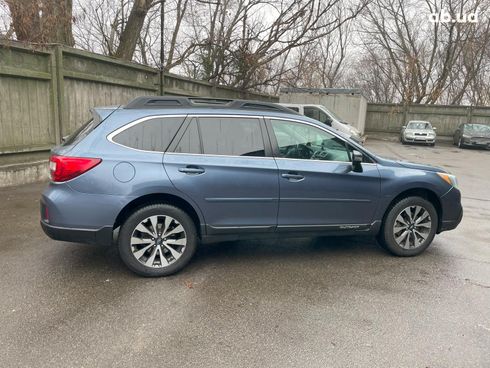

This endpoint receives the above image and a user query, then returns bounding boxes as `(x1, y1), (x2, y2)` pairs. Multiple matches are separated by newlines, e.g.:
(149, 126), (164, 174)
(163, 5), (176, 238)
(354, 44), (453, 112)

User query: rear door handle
(178, 166), (205, 175)
(281, 172), (304, 181)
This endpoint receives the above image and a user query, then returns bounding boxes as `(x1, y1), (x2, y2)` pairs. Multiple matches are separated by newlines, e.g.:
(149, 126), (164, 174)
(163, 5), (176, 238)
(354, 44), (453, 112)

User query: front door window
(271, 120), (350, 162)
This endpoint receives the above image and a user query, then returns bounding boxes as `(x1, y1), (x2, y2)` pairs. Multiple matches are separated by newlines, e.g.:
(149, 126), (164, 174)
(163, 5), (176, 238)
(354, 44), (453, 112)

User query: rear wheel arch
(114, 193), (204, 238)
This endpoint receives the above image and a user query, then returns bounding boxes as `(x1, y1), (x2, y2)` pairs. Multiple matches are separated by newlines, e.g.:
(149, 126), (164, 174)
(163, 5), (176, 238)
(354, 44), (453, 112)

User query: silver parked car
(401, 121), (436, 146)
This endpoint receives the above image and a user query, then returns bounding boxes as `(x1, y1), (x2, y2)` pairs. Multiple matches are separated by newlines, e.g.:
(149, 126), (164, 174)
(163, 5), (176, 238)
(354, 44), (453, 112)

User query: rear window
(112, 116), (185, 152)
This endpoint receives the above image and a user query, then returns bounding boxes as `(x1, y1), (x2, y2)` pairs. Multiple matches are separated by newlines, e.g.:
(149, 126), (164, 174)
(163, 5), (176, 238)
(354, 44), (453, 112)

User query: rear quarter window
(62, 118), (99, 147)
(112, 116), (185, 151)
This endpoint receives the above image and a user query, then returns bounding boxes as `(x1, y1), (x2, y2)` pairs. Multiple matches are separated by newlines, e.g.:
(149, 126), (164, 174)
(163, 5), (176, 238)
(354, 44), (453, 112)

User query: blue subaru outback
(41, 97), (463, 276)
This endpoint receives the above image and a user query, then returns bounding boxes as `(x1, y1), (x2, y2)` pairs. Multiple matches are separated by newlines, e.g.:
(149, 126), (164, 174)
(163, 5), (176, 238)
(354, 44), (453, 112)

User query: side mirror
(325, 117), (332, 126)
(352, 150), (363, 172)
(401, 125), (406, 129)
(433, 127), (437, 130)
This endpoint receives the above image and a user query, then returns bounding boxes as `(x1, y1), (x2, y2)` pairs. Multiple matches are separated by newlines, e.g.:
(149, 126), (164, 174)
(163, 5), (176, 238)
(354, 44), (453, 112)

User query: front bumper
(462, 138), (490, 148)
(403, 136), (436, 144)
(41, 220), (113, 246)
(438, 187), (463, 233)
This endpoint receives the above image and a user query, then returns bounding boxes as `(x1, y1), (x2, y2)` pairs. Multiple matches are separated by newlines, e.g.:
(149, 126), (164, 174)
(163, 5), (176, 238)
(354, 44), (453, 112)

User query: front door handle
(281, 172), (304, 181)
(178, 166), (205, 175)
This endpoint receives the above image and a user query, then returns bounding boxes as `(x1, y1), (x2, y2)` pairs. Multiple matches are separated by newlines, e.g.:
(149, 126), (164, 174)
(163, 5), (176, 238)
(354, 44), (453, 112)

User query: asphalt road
(0, 139), (489, 368)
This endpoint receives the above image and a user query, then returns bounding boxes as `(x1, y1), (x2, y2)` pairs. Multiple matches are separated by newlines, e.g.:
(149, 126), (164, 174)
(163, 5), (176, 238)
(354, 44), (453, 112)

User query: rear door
(266, 118), (380, 231)
(164, 115), (279, 234)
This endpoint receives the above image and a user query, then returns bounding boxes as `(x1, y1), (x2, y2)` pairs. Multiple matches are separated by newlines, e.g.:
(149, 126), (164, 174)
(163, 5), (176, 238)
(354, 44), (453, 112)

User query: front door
(164, 116), (279, 234)
(267, 118), (380, 230)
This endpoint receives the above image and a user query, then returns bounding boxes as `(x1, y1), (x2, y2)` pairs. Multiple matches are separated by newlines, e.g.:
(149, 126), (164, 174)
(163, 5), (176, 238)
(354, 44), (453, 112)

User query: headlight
(462, 134), (470, 139)
(437, 172), (458, 188)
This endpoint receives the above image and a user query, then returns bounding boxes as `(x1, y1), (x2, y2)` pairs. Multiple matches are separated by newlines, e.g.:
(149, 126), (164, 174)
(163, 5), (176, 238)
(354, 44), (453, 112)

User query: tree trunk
(6, 0), (41, 42)
(6, 0), (74, 46)
(46, 0), (75, 46)
(115, 0), (153, 61)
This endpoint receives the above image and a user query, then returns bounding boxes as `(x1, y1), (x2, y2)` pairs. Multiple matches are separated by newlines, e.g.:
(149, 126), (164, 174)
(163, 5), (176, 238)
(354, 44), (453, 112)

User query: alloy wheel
(130, 215), (187, 268)
(393, 205), (432, 249)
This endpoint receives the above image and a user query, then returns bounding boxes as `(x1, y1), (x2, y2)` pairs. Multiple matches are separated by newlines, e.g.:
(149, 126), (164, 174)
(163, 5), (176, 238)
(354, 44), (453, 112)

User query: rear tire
(118, 204), (197, 277)
(378, 196), (438, 256)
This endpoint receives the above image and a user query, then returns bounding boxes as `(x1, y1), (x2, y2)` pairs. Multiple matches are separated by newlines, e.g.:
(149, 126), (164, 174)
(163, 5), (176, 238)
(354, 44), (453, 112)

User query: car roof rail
(124, 96), (298, 114)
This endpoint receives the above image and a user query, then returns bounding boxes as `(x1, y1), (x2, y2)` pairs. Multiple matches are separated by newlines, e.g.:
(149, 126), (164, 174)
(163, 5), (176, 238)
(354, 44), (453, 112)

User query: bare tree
(4, 0), (74, 45)
(280, 16), (352, 89)
(184, 0), (368, 91)
(115, 0), (154, 60)
(74, 0), (131, 56)
(357, 0), (490, 104)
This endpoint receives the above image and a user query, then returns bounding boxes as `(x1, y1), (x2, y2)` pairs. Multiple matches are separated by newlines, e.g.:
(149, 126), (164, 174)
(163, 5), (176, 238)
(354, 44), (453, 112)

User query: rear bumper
(40, 220), (113, 246)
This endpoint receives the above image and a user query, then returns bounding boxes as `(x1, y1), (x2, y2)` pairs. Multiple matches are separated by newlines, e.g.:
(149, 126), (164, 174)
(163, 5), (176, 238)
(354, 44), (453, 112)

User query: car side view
(41, 97), (463, 277)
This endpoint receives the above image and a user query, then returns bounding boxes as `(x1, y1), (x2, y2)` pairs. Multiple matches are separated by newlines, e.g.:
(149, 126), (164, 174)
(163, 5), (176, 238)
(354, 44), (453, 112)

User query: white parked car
(401, 121), (437, 146)
(279, 103), (365, 144)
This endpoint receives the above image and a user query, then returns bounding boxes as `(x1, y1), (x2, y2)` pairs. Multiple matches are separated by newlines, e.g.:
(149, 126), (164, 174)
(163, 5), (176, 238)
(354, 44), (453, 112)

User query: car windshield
(323, 107), (347, 124)
(407, 122), (431, 130)
(464, 124), (490, 134)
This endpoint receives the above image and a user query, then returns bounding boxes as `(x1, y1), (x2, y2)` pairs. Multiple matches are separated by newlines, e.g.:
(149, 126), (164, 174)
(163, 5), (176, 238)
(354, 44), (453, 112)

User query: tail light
(49, 155), (102, 182)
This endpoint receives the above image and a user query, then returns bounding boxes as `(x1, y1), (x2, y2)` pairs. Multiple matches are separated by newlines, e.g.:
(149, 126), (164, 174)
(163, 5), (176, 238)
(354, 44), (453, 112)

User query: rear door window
(173, 119), (202, 154)
(198, 117), (265, 157)
(112, 116), (185, 151)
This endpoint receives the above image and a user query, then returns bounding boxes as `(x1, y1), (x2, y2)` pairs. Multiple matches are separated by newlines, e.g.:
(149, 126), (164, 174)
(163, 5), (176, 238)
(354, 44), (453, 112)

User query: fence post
(159, 70), (165, 95)
(54, 45), (65, 141)
(402, 102), (409, 127)
(467, 105), (473, 123)
(49, 46), (61, 144)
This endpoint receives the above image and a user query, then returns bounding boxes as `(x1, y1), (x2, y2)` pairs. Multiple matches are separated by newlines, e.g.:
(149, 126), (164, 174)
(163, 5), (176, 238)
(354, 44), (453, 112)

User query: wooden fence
(0, 42), (277, 186)
(366, 103), (490, 136)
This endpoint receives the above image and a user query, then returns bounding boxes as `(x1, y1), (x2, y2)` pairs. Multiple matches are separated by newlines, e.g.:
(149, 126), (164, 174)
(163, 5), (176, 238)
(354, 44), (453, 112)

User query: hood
(396, 160), (444, 172)
(375, 156), (445, 173)
(465, 131), (490, 138)
(343, 123), (360, 136)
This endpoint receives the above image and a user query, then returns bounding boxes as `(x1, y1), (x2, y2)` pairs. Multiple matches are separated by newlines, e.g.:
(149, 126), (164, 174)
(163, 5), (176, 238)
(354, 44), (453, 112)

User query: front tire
(458, 138), (465, 149)
(118, 204), (197, 277)
(378, 196), (438, 256)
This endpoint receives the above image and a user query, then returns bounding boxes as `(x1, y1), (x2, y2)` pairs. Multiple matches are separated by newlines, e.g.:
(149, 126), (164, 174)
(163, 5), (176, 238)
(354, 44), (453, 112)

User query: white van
(279, 103), (365, 144)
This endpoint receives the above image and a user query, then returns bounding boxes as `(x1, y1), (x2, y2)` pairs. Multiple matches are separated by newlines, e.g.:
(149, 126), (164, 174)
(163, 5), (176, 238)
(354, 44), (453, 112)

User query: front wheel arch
(380, 188), (443, 234)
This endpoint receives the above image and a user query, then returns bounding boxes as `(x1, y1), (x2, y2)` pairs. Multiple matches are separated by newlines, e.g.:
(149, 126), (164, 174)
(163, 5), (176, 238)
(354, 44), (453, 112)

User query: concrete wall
(279, 88), (368, 133)
(365, 103), (490, 136)
(0, 42), (277, 187)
